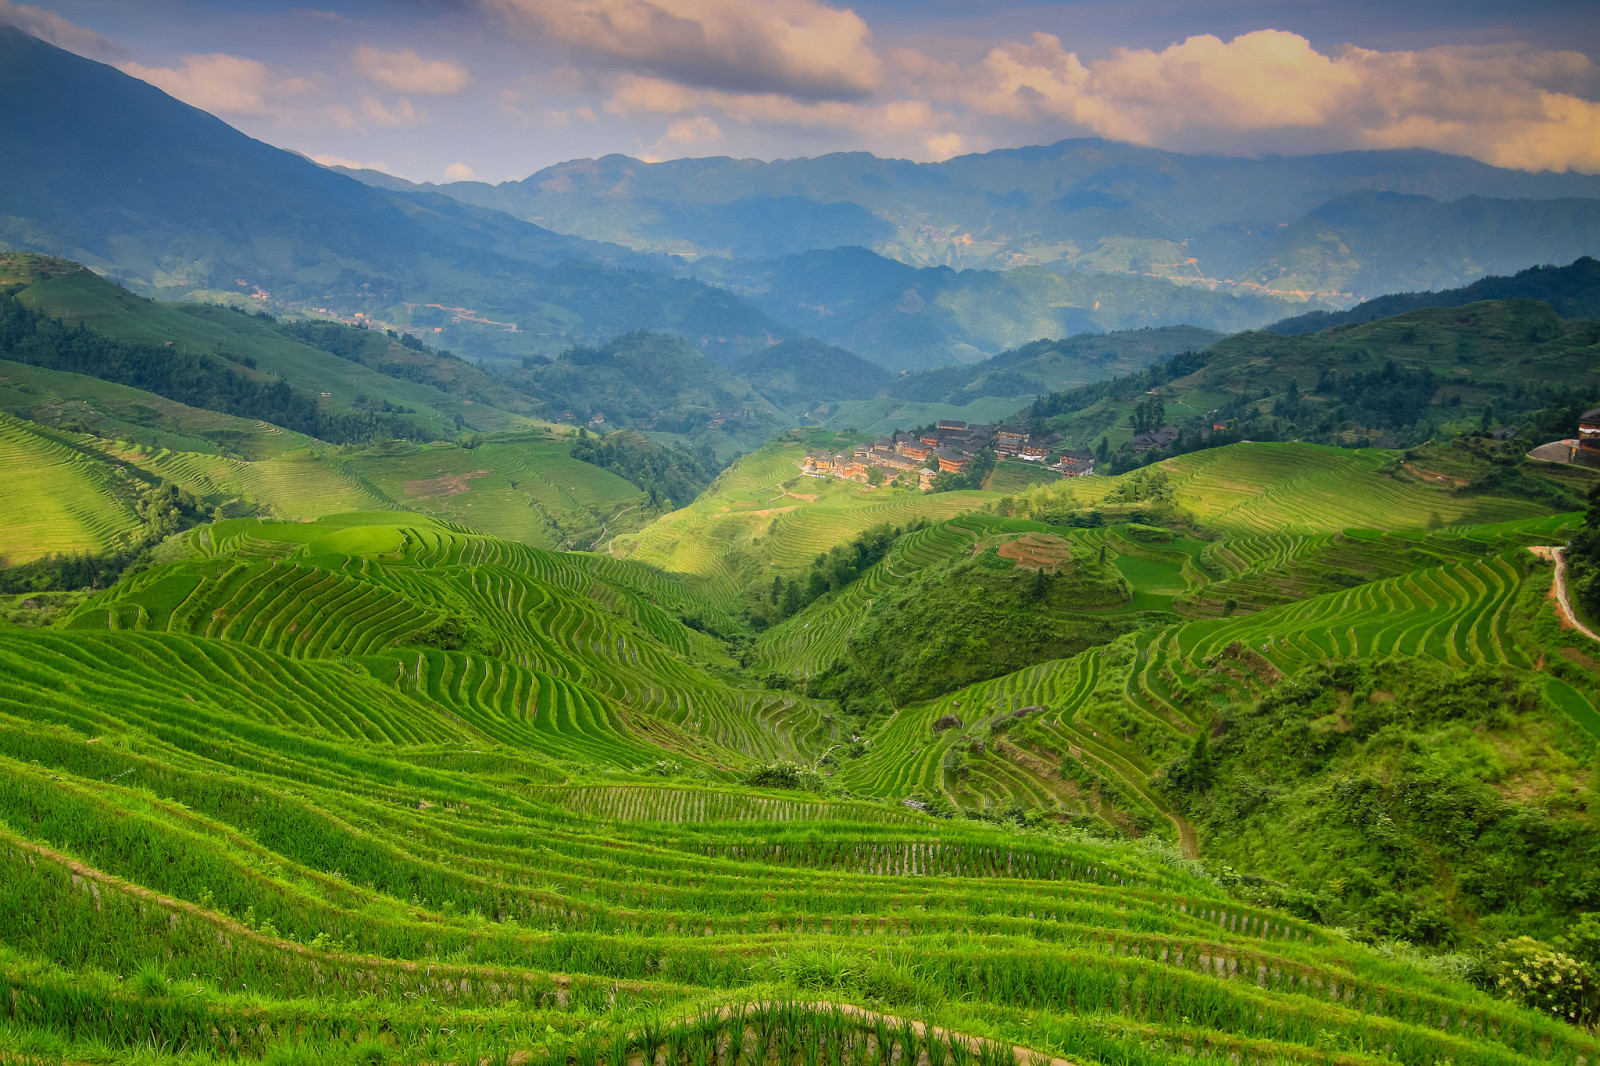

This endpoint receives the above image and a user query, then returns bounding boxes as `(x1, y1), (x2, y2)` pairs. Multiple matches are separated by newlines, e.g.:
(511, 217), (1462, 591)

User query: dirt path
(1531, 546), (1600, 645)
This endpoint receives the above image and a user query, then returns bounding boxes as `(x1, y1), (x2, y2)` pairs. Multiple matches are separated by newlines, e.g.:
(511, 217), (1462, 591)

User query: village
(800, 419), (1098, 490)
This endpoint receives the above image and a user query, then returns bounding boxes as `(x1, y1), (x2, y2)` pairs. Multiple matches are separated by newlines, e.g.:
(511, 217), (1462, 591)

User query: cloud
(120, 53), (314, 117)
(605, 73), (963, 160)
(353, 46), (470, 95)
(358, 96), (425, 126)
(310, 153), (401, 175)
(950, 30), (1600, 173)
(442, 161), (476, 181)
(0, 0), (125, 59)
(486, 0), (881, 101)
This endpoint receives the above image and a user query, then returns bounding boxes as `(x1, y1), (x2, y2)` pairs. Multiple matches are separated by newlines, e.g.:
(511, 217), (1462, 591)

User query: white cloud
(359, 96), (425, 126)
(948, 30), (1600, 173)
(0, 0), (124, 60)
(442, 161), (476, 181)
(487, 0), (881, 101)
(353, 46), (470, 95)
(120, 53), (313, 117)
(310, 153), (401, 176)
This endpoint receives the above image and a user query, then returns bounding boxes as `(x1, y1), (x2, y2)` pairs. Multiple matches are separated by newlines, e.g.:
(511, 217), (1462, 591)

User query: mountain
(1020, 297), (1600, 461)
(1268, 256), (1600, 334)
(1218, 192), (1600, 299)
(521, 332), (790, 457)
(691, 247), (1296, 370)
(0, 26), (789, 367)
(399, 140), (1600, 300)
(885, 325), (1223, 404)
(732, 338), (891, 413)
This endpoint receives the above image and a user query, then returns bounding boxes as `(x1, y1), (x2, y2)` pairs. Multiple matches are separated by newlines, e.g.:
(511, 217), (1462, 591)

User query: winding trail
(1530, 546), (1600, 645)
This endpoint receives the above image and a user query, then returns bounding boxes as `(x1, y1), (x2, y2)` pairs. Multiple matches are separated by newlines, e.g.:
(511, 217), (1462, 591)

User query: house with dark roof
(936, 450), (971, 474)
(1130, 425), (1180, 453)
(1581, 408), (1600, 452)
(937, 419), (967, 432)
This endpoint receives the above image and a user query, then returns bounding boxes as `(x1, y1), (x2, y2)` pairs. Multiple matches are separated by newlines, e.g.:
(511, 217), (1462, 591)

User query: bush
(1490, 937), (1599, 1026)
(743, 762), (824, 792)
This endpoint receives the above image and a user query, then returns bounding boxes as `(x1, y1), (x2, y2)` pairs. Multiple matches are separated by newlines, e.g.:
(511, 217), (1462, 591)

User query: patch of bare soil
(402, 469), (491, 498)
(998, 532), (1073, 570)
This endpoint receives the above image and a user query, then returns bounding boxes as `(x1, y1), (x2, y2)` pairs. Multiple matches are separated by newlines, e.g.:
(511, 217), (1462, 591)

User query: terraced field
(5, 586), (1594, 1066)
(836, 521), (1598, 837)
(613, 434), (994, 607)
(342, 436), (645, 550)
(0, 414), (143, 561)
(4, 436), (1599, 1066)
(1162, 444), (1539, 534)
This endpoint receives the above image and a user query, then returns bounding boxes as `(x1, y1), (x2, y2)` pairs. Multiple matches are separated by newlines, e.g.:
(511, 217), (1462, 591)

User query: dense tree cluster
(751, 521), (925, 628)
(1566, 484), (1600, 622)
(568, 428), (717, 511)
(0, 291), (424, 444)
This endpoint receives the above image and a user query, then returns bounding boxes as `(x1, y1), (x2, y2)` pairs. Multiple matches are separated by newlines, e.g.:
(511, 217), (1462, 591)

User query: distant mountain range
(0, 25), (786, 368)
(343, 139), (1600, 303)
(688, 249), (1274, 371)
(5, 21), (1598, 379)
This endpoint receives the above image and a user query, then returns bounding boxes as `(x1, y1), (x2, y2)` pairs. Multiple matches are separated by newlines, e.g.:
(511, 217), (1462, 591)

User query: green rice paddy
(1, 435), (1597, 1066)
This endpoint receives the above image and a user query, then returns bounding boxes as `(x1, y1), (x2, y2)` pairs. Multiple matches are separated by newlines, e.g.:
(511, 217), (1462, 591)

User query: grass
(2, 415), (1599, 1064)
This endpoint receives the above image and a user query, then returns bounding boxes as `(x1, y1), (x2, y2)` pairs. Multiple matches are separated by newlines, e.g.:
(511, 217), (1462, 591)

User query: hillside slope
(1269, 255), (1600, 334)
(3, 461), (1599, 1065)
(0, 26), (789, 366)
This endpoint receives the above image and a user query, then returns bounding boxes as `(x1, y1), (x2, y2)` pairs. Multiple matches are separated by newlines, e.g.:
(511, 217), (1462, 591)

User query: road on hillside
(1531, 546), (1600, 645)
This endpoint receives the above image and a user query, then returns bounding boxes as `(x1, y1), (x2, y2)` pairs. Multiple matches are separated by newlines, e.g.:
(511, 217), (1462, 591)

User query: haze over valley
(1, 2), (1599, 1064)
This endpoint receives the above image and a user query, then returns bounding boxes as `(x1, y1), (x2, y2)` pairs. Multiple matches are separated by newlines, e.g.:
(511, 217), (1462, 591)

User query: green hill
(523, 332), (790, 458)
(4, 452), (1600, 1065)
(0, 414), (650, 566)
(1020, 298), (1600, 461)
(733, 337), (892, 413)
(0, 26), (791, 367)
(1269, 256), (1600, 334)
(886, 326), (1224, 404)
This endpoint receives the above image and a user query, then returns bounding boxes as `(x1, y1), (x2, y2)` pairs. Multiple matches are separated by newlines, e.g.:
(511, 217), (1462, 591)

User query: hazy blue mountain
(0, 26), (789, 367)
(1217, 193), (1600, 299)
(1268, 256), (1600, 334)
(885, 326), (1225, 403)
(387, 141), (1600, 301)
(691, 247), (1296, 371)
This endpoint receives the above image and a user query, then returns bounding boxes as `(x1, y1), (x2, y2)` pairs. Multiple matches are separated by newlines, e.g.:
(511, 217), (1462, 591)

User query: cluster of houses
(800, 419), (1098, 490)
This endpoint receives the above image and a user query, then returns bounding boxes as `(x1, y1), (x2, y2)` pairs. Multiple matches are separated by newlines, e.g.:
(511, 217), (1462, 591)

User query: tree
(1095, 436), (1110, 464)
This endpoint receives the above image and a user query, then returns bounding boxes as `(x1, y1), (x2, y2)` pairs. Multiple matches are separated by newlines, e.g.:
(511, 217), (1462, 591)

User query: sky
(3, 0), (1599, 184)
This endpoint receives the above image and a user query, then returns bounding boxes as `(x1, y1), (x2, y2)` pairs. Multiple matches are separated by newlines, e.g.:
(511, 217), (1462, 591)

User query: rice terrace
(2, 6), (1600, 1066)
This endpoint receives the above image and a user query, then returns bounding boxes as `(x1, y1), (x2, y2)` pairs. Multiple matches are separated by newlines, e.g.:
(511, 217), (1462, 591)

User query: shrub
(1490, 937), (1600, 1026)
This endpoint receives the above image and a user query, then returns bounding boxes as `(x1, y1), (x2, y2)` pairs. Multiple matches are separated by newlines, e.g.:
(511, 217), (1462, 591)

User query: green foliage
(0, 289), (426, 445)
(743, 762), (826, 792)
(569, 428), (718, 512)
(845, 539), (1141, 703)
(1490, 937), (1599, 1027)
(755, 521), (926, 626)
(733, 338), (891, 411)
(1193, 659), (1600, 946)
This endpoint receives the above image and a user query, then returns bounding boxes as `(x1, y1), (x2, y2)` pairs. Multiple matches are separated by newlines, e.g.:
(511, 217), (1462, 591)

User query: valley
(0, 11), (1598, 1065)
